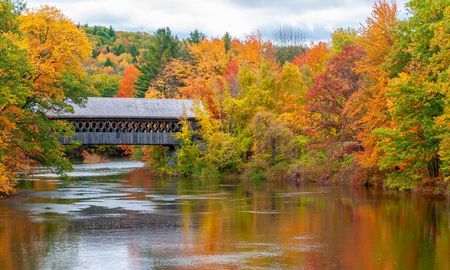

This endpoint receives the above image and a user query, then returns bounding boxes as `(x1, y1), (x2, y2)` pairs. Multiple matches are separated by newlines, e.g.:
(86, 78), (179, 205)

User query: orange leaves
(292, 42), (328, 76)
(347, 0), (398, 169)
(116, 64), (140, 98)
(357, 0), (397, 78)
(177, 34), (281, 119)
(177, 39), (230, 116)
(180, 77), (219, 116)
(232, 32), (277, 69)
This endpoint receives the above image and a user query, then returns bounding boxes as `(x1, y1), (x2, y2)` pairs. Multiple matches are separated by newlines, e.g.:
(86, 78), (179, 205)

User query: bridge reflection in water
(48, 97), (200, 145)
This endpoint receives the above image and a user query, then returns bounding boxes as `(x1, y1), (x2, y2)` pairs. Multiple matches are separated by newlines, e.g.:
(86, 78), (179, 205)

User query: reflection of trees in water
(0, 175), (448, 269)
(340, 192), (448, 270)
(122, 167), (157, 189)
(17, 180), (59, 192)
(171, 182), (449, 269)
(0, 208), (77, 269)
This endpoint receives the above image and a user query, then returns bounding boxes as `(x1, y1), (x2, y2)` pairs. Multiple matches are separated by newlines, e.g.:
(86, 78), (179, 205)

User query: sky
(26, 0), (409, 42)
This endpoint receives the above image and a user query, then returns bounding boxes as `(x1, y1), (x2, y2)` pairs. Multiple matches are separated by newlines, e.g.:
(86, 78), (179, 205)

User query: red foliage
(306, 44), (365, 147)
(307, 45), (364, 112)
(224, 59), (239, 97)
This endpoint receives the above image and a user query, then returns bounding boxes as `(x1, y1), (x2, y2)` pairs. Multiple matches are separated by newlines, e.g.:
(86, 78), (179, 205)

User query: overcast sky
(26, 0), (408, 41)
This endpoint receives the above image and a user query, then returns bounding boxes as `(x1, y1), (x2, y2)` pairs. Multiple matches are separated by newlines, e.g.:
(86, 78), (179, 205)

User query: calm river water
(0, 160), (449, 270)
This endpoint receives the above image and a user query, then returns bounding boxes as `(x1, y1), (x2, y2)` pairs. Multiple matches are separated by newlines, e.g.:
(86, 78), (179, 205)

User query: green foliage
(0, 3), (33, 195)
(104, 58), (114, 67)
(187, 29), (206, 44)
(85, 72), (120, 97)
(376, 0), (448, 188)
(175, 120), (204, 177)
(330, 27), (358, 54)
(83, 25), (116, 46)
(0, 1), (93, 196)
(128, 44), (139, 58)
(376, 77), (444, 189)
(135, 27), (180, 97)
(143, 146), (175, 175)
(223, 32), (232, 52)
(0, 29), (31, 108)
(204, 132), (245, 174)
(59, 73), (92, 104)
(0, 0), (21, 33)
(114, 43), (125, 55)
(276, 45), (304, 64)
(437, 104), (449, 180)
(251, 111), (294, 166)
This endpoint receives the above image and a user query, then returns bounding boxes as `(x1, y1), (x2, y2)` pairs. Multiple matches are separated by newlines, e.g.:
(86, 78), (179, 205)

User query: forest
(0, 0), (448, 197)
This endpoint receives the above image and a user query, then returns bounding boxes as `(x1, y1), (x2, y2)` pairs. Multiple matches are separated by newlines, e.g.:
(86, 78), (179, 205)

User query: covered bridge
(48, 97), (201, 145)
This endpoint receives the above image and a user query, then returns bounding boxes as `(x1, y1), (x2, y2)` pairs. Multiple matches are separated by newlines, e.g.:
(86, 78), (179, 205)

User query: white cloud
(26, 0), (409, 41)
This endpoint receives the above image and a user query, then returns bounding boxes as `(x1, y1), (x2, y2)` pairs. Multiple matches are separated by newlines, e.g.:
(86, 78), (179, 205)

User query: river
(0, 160), (449, 269)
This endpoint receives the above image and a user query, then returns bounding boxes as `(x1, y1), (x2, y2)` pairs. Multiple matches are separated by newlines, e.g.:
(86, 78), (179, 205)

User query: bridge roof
(49, 97), (201, 119)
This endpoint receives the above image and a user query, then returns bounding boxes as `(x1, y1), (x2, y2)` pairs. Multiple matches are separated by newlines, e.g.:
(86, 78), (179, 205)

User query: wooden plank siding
(61, 132), (178, 145)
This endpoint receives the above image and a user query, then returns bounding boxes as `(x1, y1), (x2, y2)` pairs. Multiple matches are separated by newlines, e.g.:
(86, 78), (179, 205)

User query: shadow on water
(0, 160), (449, 269)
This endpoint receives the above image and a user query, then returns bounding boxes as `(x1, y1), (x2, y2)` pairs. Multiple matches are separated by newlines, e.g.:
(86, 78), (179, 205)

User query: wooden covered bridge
(48, 97), (200, 145)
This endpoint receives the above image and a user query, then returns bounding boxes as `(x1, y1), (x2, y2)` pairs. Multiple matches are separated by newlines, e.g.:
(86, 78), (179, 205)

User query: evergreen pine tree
(134, 27), (179, 97)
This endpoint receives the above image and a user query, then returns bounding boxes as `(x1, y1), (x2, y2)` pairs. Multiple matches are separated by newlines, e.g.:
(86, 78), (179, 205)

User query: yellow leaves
(19, 6), (91, 99)
(188, 39), (229, 78)
(278, 63), (303, 92)
(144, 88), (164, 99)
(196, 107), (221, 140)
(148, 58), (195, 98)
(163, 58), (195, 80)
(428, 6), (449, 84)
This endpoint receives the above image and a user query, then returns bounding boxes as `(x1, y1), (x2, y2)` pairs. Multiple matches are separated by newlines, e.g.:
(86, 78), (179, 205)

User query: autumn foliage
(136, 0), (448, 193)
(116, 64), (140, 97)
(1, 0), (448, 196)
(0, 2), (91, 196)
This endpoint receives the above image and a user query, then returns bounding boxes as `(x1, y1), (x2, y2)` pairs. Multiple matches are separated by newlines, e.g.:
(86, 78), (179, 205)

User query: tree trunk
(427, 155), (440, 178)
(271, 139), (276, 166)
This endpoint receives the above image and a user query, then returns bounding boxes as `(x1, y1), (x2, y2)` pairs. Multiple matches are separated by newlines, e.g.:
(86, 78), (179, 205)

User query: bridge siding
(62, 132), (179, 145)
(49, 98), (201, 145)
